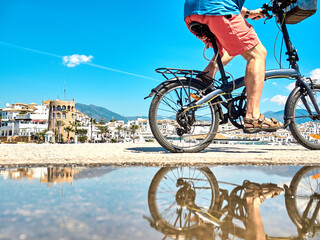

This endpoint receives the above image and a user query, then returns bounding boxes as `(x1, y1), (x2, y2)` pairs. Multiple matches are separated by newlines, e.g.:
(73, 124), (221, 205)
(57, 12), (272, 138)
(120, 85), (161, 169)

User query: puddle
(1, 165), (320, 240)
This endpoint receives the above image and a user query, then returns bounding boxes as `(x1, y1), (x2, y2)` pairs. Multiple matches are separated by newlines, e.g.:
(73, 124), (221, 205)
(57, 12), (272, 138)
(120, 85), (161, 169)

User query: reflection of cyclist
(244, 181), (284, 240)
(184, 0), (283, 133)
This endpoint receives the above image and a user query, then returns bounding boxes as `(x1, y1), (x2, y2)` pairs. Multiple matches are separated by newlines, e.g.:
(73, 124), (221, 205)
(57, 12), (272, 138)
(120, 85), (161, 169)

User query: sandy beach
(0, 142), (319, 167)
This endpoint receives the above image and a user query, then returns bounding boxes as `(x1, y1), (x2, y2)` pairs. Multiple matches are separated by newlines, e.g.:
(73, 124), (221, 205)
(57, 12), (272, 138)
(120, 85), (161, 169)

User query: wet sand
(0, 142), (319, 167)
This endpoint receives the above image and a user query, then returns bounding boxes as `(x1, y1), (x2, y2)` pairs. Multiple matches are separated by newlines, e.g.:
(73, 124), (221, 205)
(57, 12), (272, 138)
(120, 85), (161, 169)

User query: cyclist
(184, 0), (283, 133)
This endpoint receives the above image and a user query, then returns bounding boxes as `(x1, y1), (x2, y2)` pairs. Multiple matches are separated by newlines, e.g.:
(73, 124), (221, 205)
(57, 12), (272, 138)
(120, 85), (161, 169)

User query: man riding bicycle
(184, 0), (283, 133)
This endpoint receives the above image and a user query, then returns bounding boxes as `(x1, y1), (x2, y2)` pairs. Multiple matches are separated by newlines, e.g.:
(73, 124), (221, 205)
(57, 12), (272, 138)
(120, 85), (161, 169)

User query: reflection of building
(0, 167), (80, 188)
(0, 168), (38, 181)
(40, 167), (80, 187)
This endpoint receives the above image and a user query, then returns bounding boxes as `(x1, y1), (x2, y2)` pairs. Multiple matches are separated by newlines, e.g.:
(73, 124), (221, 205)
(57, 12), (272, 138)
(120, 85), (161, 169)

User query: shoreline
(0, 142), (319, 167)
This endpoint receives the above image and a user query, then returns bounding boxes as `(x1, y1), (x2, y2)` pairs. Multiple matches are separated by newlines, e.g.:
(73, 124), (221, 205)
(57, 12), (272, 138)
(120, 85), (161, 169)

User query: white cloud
(261, 98), (269, 103)
(271, 95), (287, 105)
(310, 68), (320, 79)
(286, 82), (295, 91)
(63, 54), (93, 67)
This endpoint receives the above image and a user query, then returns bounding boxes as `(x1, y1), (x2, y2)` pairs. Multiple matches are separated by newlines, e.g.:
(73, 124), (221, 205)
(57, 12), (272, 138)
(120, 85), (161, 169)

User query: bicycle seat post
(189, 22), (229, 85)
(206, 30), (229, 85)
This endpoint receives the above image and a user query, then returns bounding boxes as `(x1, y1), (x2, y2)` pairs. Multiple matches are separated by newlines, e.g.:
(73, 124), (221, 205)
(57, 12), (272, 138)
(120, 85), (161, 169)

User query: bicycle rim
(289, 87), (320, 150)
(148, 167), (220, 236)
(149, 80), (219, 153)
(287, 166), (320, 230)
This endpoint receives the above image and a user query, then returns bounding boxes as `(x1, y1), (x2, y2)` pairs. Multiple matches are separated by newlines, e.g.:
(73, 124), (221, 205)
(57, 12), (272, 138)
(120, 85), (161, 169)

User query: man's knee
(242, 43), (267, 61)
(256, 43), (267, 60)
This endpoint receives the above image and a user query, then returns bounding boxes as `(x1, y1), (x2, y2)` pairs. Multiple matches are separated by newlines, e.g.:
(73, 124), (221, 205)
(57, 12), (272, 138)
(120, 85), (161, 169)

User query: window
(57, 105), (61, 111)
(53, 113), (55, 119)
(57, 113), (61, 119)
(68, 106), (71, 111)
(62, 105), (66, 111)
(62, 113), (66, 119)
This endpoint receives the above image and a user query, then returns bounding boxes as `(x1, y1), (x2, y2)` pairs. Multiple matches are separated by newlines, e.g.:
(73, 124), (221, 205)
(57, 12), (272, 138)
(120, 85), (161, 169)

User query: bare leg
(241, 42), (267, 119)
(245, 197), (266, 240)
(203, 51), (233, 78)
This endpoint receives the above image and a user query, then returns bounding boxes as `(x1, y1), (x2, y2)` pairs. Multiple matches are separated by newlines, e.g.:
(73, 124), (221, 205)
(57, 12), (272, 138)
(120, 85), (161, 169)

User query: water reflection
(145, 167), (320, 240)
(1, 166), (320, 239)
(0, 167), (81, 187)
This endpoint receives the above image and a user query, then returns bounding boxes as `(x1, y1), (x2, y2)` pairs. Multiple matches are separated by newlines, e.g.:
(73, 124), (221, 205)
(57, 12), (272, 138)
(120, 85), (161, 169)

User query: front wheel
(288, 85), (320, 150)
(149, 79), (219, 153)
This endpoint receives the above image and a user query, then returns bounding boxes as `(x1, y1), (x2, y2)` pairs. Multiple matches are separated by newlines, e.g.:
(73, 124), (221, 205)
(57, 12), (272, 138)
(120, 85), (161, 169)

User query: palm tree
(64, 125), (75, 143)
(97, 125), (109, 142)
(130, 124), (139, 143)
(56, 120), (65, 143)
(69, 121), (80, 143)
(115, 125), (123, 142)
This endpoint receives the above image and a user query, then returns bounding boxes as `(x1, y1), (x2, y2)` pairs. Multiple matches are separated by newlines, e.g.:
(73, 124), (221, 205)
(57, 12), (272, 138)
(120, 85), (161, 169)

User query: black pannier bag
(284, 0), (317, 24)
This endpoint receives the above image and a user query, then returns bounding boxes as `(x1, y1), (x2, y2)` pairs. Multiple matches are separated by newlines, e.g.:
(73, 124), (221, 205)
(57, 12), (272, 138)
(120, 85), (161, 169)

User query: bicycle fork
(284, 77), (320, 128)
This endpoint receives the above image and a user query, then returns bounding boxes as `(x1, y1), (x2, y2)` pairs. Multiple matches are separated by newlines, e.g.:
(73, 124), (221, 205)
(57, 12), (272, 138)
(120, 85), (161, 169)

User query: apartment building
(0, 102), (49, 142)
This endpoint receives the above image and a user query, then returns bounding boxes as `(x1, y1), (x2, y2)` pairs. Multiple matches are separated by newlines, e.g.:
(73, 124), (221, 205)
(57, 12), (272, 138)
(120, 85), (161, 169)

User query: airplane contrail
(0, 41), (160, 82)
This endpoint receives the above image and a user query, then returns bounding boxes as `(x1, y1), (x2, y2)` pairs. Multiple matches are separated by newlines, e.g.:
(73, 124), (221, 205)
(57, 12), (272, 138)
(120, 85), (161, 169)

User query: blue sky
(0, 0), (319, 116)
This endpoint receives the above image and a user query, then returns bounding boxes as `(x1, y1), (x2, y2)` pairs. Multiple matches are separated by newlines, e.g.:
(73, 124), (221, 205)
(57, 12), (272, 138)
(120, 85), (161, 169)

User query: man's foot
(243, 180), (284, 203)
(243, 113), (283, 133)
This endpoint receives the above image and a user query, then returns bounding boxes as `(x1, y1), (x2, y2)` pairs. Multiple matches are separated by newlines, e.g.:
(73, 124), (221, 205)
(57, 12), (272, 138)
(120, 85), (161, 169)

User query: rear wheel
(288, 86), (320, 150)
(149, 80), (219, 153)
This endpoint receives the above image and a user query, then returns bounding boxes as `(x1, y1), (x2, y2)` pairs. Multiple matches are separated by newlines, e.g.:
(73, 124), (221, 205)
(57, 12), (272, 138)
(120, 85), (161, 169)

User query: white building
(0, 102), (49, 140)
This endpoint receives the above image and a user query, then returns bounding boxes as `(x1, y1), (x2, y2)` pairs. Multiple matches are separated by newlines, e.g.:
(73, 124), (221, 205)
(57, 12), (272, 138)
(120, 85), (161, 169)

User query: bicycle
(145, 166), (320, 239)
(145, 0), (320, 153)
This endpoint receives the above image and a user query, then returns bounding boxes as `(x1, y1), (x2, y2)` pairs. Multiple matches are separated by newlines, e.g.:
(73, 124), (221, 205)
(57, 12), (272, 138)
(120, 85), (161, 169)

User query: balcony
(15, 114), (32, 120)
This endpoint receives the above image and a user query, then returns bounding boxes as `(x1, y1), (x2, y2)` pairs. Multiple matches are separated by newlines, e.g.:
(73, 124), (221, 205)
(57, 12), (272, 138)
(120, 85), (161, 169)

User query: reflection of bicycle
(145, 166), (320, 239)
(145, 0), (320, 153)
(285, 166), (320, 239)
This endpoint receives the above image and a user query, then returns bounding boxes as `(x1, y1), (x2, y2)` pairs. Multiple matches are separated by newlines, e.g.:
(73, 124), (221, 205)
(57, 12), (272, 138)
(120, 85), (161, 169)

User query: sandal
(243, 113), (283, 133)
(243, 180), (284, 203)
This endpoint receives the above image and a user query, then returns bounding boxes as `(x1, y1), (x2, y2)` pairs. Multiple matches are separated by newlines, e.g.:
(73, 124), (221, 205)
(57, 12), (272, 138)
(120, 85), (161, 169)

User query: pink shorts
(185, 14), (260, 56)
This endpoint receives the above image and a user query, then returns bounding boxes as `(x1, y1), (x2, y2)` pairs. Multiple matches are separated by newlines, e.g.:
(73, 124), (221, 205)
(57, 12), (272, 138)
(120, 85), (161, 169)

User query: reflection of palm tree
(131, 124), (139, 143)
(116, 125), (123, 142)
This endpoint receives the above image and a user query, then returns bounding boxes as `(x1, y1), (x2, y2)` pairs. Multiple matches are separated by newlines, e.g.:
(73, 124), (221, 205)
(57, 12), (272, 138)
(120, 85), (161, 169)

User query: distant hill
(75, 103), (148, 122)
(264, 110), (312, 124)
(75, 103), (310, 124)
(263, 110), (285, 123)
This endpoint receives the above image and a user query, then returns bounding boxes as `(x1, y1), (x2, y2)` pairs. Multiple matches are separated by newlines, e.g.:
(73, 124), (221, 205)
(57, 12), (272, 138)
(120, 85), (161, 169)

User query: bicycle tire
(285, 166), (320, 231)
(288, 85), (320, 150)
(148, 167), (220, 237)
(149, 79), (219, 153)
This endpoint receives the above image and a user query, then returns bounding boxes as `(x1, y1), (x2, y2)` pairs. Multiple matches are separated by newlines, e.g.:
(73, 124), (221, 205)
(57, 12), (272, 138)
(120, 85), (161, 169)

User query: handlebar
(261, 0), (297, 21)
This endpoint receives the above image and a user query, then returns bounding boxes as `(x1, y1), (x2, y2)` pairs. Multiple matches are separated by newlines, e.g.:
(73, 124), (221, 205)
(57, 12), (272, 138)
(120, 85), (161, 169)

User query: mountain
(75, 103), (148, 122)
(263, 110), (285, 123)
(264, 110), (313, 124)
(75, 103), (312, 124)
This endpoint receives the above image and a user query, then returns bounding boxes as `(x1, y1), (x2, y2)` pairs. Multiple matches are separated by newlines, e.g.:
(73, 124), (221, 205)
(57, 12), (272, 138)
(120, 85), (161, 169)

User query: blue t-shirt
(184, 0), (246, 19)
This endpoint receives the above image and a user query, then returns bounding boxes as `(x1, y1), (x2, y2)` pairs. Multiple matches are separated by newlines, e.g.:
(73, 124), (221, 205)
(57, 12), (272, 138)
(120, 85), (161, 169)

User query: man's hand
(249, 8), (265, 20)
(241, 7), (265, 20)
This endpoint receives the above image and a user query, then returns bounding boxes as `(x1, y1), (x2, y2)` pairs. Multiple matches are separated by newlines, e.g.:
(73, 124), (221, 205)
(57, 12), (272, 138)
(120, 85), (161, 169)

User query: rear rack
(155, 68), (202, 80)
(156, 67), (224, 89)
